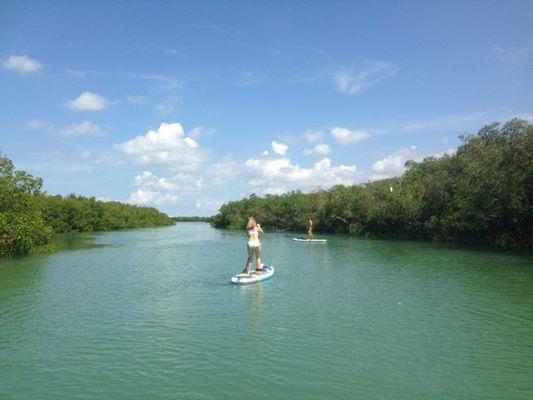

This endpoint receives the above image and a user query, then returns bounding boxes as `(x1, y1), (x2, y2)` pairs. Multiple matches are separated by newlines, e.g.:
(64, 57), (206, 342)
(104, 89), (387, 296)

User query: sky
(1, 0), (532, 216)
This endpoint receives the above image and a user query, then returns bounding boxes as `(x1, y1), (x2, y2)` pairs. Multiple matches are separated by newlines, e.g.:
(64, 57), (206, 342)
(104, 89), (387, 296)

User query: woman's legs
(256, 245), (263, 270)
(243, 245), (254, 273)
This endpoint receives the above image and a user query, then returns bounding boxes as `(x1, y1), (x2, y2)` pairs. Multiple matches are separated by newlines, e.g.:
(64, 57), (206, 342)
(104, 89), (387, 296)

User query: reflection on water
(246, 284), (264, 336)
(51, 232), (109, 251)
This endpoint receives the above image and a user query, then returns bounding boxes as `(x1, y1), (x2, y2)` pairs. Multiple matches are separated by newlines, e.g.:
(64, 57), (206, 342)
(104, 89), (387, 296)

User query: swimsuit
(247, 229), (260, 248)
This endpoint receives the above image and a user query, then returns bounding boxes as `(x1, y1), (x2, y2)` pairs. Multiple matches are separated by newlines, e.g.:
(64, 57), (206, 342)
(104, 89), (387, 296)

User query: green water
(1, 223), (532, 399)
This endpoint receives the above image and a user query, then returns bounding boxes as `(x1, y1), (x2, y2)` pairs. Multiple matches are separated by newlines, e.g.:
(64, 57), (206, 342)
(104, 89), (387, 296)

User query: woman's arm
(257, 224), (264, 234)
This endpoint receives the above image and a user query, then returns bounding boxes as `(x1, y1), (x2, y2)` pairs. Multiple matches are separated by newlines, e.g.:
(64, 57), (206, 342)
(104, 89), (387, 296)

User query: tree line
(0, 153), (173, 258)
(171, 216), (212, 223)
(211, 119), (533, 250)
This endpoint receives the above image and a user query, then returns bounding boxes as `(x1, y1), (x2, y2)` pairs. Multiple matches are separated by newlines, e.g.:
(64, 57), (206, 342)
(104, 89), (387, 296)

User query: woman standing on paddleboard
(307, 216), (314, 239)
(243, 217), (264, 275)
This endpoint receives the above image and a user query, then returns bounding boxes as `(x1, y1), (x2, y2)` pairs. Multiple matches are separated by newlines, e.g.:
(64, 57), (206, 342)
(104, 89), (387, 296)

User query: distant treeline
(212, 119), (533, 250)
(0, 153), (173, 258)
(171, 216), (212, 223)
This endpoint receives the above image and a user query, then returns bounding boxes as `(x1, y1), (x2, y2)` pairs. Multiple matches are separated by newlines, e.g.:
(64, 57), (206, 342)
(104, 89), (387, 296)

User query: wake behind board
(231, 265), (275, 285)
(292, 237), (327, 242)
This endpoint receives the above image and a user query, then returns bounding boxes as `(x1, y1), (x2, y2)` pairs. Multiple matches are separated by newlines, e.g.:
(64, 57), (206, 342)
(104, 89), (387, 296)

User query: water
(1, 223), (532, 399)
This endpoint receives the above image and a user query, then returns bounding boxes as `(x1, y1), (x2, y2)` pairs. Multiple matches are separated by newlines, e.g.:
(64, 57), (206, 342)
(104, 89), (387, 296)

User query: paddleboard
(230, 265), (275, 285)
(292, 237), (327, 242)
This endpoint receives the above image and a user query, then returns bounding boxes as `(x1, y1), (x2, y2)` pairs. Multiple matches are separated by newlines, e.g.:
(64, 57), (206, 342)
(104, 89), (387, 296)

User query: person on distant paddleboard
(243, 217), (264, 275)
(307, 216), (314, 240)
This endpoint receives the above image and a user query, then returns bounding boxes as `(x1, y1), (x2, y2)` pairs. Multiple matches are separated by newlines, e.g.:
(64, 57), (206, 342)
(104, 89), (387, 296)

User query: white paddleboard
(230, 265), (275, 285)
(292, 237), (327, 242)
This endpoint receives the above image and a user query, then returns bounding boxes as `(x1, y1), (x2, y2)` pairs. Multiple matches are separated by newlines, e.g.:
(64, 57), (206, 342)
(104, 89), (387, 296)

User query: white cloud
(271, 141), (288, 156)
(372, 146), (417, 177)
(60, 121), (105, 137)
(304, 130), (325, 143)
(2, 54), (42, 74)
(431, 148), (457, 158)
(206, 155), (241, 186)
(129, 189), (179, 206)
(331, 61), (397, 95)
(134, 171), (178, 191)
(66, 92), (112, 111)
(244, 153), (357, 194)
(129, 170), (182, 206)
(331, 127), (372, 145)
(303, 143), (332, 156)
(116, 122), (209, 170)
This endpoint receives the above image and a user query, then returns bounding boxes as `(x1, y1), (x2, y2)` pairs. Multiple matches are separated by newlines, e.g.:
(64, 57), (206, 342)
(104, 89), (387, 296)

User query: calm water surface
(1, 223), (532, 399)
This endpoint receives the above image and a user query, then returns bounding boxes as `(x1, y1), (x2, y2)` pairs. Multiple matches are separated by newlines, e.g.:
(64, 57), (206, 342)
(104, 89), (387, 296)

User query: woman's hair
(246, 217), (257, 230)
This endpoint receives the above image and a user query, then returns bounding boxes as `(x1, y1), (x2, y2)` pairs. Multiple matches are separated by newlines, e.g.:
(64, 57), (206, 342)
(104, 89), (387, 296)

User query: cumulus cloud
(129, 189), (179, 206)
(304, 130), (325, 143)
(128, 170), (181, 206)
(371, 146), (418, 177)
(134, 171), (178, 191)
(331, 61), (397, 95)
(331, 127), (373, 145)
(271, 141), (288, 155)
(2, 54), (42, 74)
(244, 152), (357, 194)
(116, 122), (209, 170)
(303, 143), (332, 156)
(205, 155), (241, 186)
(66, 92), (112, 111)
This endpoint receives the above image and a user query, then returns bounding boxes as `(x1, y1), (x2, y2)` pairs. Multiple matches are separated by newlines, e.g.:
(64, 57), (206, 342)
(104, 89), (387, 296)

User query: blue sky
(1, 0), (532, 215)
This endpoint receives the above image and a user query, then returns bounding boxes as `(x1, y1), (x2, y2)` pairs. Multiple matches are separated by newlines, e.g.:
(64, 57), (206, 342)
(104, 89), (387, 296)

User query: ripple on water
(0, 224), (532, 399)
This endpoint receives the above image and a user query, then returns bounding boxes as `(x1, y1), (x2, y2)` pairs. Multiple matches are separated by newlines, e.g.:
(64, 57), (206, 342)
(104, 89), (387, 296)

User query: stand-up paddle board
(292, 237), (327, 242)
(231, 265), (275, 285)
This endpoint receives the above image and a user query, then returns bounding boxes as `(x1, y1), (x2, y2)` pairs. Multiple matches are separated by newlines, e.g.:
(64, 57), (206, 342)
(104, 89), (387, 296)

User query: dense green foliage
(40, 195), (173, 233)
(171, 216), (212, 223)
(0, 154), (52, 257)
(212, 119), (533, 249)
(0, 152), (173, 258)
